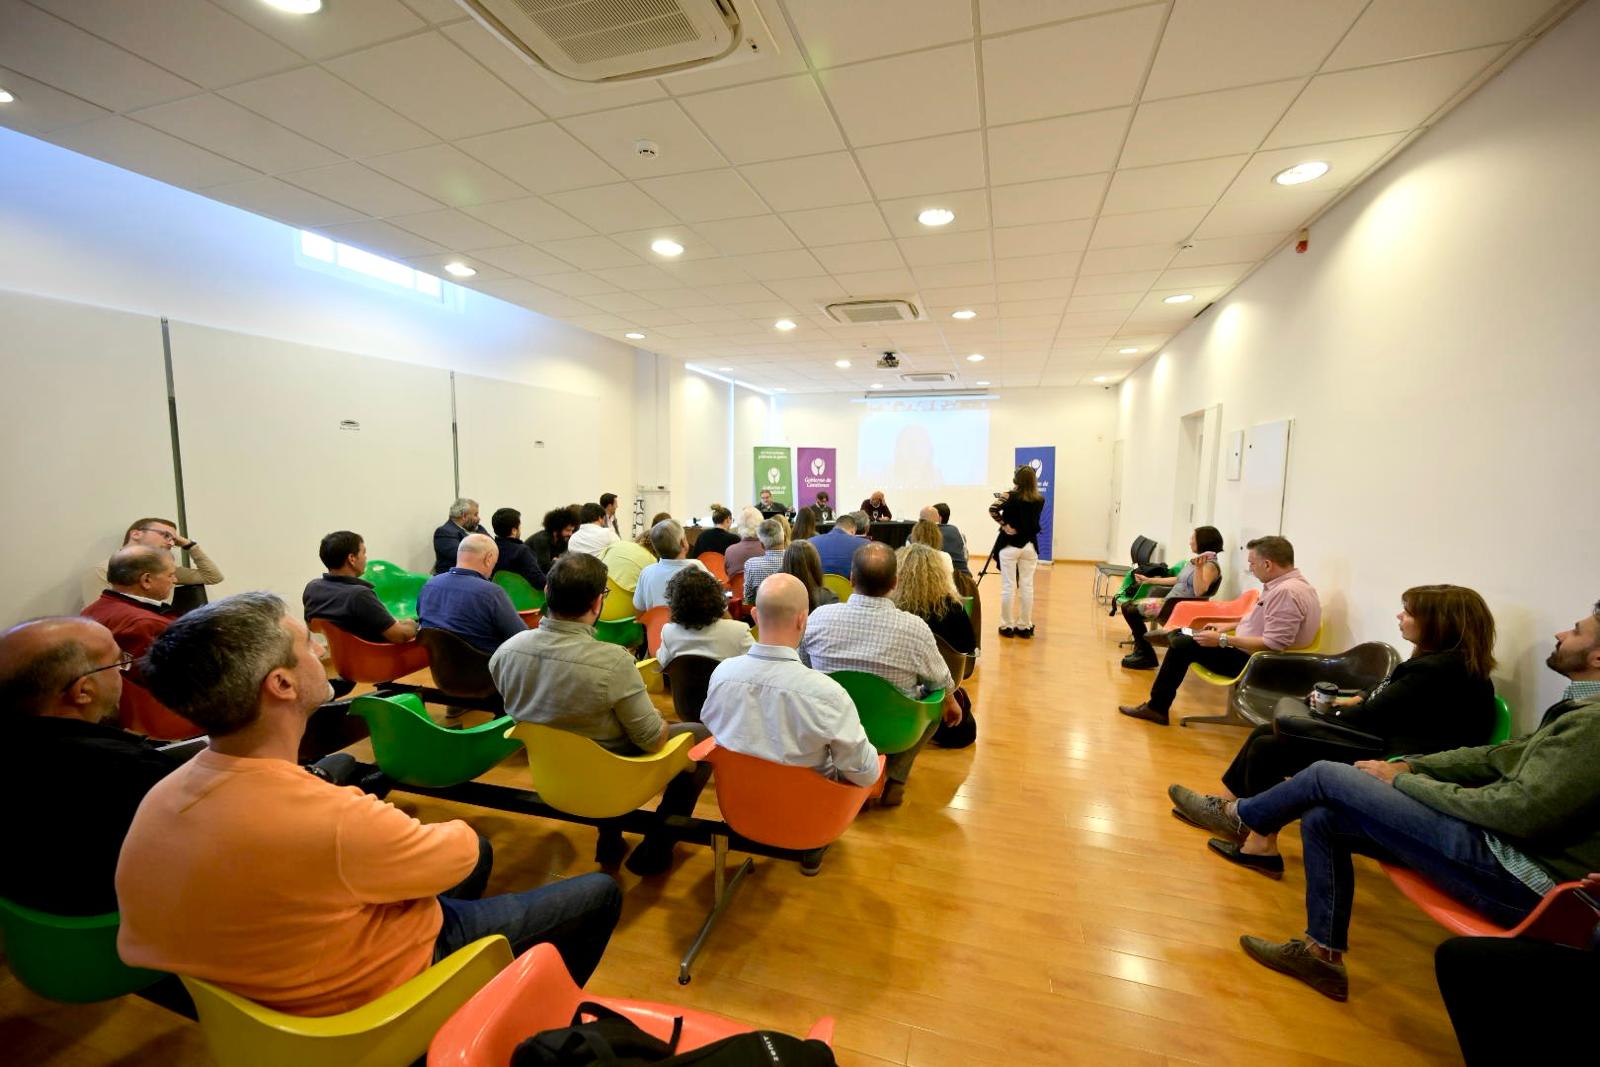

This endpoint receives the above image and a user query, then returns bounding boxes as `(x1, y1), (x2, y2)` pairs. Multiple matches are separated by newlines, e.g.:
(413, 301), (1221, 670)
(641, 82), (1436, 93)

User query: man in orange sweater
(116, 592), (621, 1017)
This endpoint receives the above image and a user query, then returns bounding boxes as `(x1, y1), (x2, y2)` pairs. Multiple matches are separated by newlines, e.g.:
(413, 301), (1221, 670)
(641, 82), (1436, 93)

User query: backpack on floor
(932, 688), (976, 749)
(510, 1002), (837, 1066)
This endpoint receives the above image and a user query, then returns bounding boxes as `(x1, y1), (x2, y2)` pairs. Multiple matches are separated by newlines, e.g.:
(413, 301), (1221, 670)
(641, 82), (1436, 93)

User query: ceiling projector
(875, 351), (900, 369)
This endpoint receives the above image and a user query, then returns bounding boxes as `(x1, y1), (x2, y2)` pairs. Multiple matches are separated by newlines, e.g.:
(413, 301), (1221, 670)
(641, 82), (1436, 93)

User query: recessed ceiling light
(1163, 294), (1195, 304)
(261, 0), (323, 12)
(966, 353), (985, 362)
(918, 207), (955, 227)
(975, 380), (989, 386)
(624, 332), (645, 340)
(650, 238), (684, 257)
(1093, 376), (1110, 383)
(443, 261), (476, 278)
(869, 383), (883, 389)
(951, 309), (977, 320)
(835, 359), (851, 368)
(1119, 346), (1139, 354)
(1273, 161), (1331, 186)
(0, 89), (14, 104)
(775, 319), (797, 331)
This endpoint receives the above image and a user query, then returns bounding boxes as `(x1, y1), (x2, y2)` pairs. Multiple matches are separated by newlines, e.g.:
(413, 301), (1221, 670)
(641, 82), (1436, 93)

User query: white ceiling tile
(880, 189), (990, 237)
(1079, 244), (1178, 274)
(635, 170), (770, 222)
(536, 235), (644, 270)
(818, 44), (979, 148)
(641, 287), (715, 309)
(1193, 187), (1334, 238)
(589, 264), (684, 291)
(993, 219), (1092, 259)
(439, 18), (668, 117)
(560, 101), (727, 178)
(1090, 206), (1207, 249)
(981, 6), (1165, 125)
(1120, 80), (1305, 168)
(918, 284), (994, 306)
(1325, 0), (1556, 70)
(128, 95), (341, 173)
(997, 316), (1059, 338)
(999, 298), (1067, 317)
(282, 162), (442, 216)
(692, 215), (800, 255)
(569, 313), (641, 332)
(318, 219), (446, 260)
(455, 122), (622, 195)
(811, 241), (904, 275)
(0, 0), (197, 110)
(1169, 233), (1283, 267)
(221, 67), (434, 158)
(389, 208), (516, 251)
(679, 75), (843, 163)
(539, 273), (623, 298)
(995, 278), (1074, 301)
(730, 250), (829, 280)
(461, 197), (593, 242)
(404, 254), (509, 282)
(396, 0), (464, 23)
(856, 131), (984, 199)
(987, 109), (1129, 184)
(0, 65), (110, 135)
(1133, 286), (1229, 315)
(46, 115), (256, 188)
(990, 174), (1107, 227)
(993, 253), (1078, 281)
(488, 281), (597, 317)
(1144, 0), (1367, 99)
(1226, 133), (1405, 198)
(788, 0), (972, 67)
(365, 143), (527, 207)
(897, 231), (992, 267)
(1068, 291), (1141, 312)
(680, 305), (750, 323)
(326, 32), (544, 141)
(1102, 155), (1249, 214)
(203, 176), (364, 227)
(763, 276), (849, 306)
(977, 0), (1147, 34)
(780, 203), (890, 246)
(543, 183), (678, 232)
(739, 152), (872, 211)
(1264, 47), (1504, 148)
(1058, 310), (1129, 330)
(1071, 270), (1162, 294)
(832, 269), (916, 295)
(609, 225), (720, 261)
(209, 0), (425, 60)
(914, 261), (995, 287)
(32, 0), (301, 89)
(698, 282), (780, 304)
(1156, 262), (1254, 289)
(651, 323), (719, 339)
(629, 308), (691, 326)
(658, 259), (754, 286)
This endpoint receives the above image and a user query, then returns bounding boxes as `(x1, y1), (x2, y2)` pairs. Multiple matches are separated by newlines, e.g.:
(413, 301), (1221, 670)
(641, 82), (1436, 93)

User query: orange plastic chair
(724, 571), (751, 622)
(309, 618), (430, 684)
(1164, 587), (1260, 631)
(517, 609), (541, 629)
(678, 738), (883, 983)
(698, 551), (727, 583)
(1378, 865), (1599, 944)
(120, 677), (203, 741)
(638, 606), (670, 658)
(429, 943), (834, 1066)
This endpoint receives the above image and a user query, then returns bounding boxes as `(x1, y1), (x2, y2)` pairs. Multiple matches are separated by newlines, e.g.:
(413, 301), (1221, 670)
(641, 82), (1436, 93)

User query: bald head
(850, 541), (897, 598)
(106, 545), (177, 601)
(919, 506), (940, 524)
(457, 532), (498, 577)
(754, 573), (809, 648)
(0, 617), (123, 723)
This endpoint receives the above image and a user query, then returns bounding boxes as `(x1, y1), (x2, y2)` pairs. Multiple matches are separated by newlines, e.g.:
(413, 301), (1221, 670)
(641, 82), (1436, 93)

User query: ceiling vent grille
(822, 299), (922, 325)
(456, 0), (765, 83)
(901, 372), (955, 384)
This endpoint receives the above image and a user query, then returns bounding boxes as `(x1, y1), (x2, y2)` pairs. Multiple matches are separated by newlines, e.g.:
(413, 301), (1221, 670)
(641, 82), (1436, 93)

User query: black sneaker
(999, 626), (1016, 638)
(1016, 626), (1034, 639)
(1240, 936), (1349, 1001)
(1120, 649), (1157, 669)
(595, 828), (628, 867)
(800, 846), (829, 876)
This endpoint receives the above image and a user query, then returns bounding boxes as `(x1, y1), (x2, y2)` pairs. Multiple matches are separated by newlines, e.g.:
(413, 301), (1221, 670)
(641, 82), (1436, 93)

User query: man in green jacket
(1197, 600), (1600, 1000)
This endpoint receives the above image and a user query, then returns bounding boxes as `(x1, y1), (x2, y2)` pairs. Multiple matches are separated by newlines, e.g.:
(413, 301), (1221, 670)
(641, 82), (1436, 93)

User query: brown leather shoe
(1118, 702), (1168, 725)
(1240, 937), (1348, 1001)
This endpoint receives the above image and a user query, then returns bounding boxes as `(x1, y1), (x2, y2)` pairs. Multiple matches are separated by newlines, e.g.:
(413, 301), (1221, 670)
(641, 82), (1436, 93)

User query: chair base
(678, 836), (755, 985)
(374, 681), (504, 714)
(1179, 706), (1255, 729)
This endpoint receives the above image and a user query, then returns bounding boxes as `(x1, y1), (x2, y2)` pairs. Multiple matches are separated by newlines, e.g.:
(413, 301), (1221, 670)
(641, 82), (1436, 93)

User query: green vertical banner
(753, 446), (793, 505)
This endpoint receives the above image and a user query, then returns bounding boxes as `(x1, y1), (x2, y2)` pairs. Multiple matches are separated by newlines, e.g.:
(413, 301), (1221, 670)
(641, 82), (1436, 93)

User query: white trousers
(998, 544), (1038, 627)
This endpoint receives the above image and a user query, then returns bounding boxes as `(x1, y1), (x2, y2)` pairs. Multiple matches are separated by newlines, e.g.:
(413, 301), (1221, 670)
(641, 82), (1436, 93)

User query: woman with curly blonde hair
(893, 544), (974, 655)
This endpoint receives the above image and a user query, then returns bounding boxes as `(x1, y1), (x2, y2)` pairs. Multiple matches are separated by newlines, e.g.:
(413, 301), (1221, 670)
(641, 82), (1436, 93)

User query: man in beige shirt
(82, 516), (222, 609)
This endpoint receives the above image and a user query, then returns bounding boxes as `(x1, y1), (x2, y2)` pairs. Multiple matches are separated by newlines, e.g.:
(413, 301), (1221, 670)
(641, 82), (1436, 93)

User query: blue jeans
(1235, 761), (1542, 953)
(435, 870), (622, 985)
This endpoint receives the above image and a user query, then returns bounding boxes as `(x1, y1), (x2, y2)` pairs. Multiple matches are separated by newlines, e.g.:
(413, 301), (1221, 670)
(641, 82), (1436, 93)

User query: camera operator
(990, 466), (1044, 638)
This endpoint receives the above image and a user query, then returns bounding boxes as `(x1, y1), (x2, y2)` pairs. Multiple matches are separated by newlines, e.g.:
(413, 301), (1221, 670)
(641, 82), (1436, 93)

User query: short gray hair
(834, 513), (858, 533)
(449, 497), (479, 520)
(850, 510), (871, 533)
(648, 519), (684, 558)
(757, 518), (787, 549)
(144, 592), (297, 736)
(736, 506), (764, 539)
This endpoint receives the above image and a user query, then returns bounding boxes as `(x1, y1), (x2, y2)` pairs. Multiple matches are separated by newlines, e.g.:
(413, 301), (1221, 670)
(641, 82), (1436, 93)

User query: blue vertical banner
(1014, 446), (1055, 561)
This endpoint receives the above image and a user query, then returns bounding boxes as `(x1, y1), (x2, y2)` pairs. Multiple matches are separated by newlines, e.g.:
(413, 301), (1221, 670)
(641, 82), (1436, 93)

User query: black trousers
(1435, 936), (1597, 1064)
(1148, 634), (1249, 713)
(1219, 723), (1382, 798)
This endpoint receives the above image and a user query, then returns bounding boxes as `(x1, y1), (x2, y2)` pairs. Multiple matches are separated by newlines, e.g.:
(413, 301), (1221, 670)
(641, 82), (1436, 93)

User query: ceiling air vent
(901, 372), (955, 384)
(456, 0), (769, 83)
(822, 299), (922, 325)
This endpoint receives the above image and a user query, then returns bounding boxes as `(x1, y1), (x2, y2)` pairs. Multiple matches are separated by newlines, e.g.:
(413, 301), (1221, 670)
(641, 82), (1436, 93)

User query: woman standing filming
(992, 464), (1045, 638)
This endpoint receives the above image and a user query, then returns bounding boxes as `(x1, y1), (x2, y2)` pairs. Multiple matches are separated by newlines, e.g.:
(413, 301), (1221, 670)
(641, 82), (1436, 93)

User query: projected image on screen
(856, 400), (991, 489)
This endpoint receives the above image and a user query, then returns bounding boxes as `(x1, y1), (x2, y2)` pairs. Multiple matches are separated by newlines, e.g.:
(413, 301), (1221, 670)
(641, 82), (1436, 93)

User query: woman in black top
(688, 504), (740, 560)
(524, 506), (578, 572)
(893, 544), (976, 655)
(990, 464), (1045, 638)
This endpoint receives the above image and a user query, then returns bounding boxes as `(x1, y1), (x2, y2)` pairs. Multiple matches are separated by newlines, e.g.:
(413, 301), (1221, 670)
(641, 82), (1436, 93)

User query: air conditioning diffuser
(901, 372), (955, 384)
(822, 299), (922, 325)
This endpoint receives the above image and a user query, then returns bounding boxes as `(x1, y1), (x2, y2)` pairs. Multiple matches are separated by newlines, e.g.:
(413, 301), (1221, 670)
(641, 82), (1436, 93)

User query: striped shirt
(798, 593), (954, 698)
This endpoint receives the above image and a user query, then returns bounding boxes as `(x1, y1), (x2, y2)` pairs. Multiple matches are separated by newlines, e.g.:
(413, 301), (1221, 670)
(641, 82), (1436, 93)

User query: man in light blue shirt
(633, 520), (710, 613)
(416, 534), (526, 655)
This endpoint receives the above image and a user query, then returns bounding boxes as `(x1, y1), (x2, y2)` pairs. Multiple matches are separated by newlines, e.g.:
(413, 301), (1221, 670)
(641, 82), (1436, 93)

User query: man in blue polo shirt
(417, 534), (526, 655)
(810, 512), (868, 576)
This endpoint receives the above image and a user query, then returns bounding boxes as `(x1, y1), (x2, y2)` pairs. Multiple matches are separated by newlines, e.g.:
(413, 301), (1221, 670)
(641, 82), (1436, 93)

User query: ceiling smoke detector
(822, 299), (922, 325)
(634, 139), (660, 159)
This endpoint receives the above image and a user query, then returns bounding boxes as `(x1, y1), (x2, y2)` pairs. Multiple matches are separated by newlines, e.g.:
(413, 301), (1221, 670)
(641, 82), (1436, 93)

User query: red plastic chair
(724, 571), (751, 622)
(1379, 865), (1599, 945)
(698, 551), (727, 583)
(1164, 587), (1260, 630)
(678, 738), (884, 983)
(120, 677), (203, 741)
(638, 606), (670, 657)
(517, 609), (541, 629)
(429, 943), (833, 1066)
(309, 618), (430, 684)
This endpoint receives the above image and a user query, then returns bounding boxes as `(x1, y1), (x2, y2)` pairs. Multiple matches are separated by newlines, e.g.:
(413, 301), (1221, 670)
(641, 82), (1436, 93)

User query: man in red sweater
(83, 546), (176, 662)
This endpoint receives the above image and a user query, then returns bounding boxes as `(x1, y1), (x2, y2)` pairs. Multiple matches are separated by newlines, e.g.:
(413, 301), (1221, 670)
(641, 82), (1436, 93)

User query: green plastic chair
(1488, 696), (1512, 744)
(961, 595), (974, 616)
(363, 559), (426, 621)
(827, 671), (944, 754)
(593, 617), (645, 650)
(493, 571), (545, 612)
(0, 897), (165, 1002)
(349, 693), (520, 788)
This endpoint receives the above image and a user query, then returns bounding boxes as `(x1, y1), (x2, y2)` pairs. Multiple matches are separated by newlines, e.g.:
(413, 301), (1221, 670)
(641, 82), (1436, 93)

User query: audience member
(893, 544), (976, 657)
(1120, 536), (1320, 726)
(432, 498), (486, 575)
(600, 492), (621, 536)
(489, 508), (547, 592)
(1200, 599), (1600, 1001)
(813, 492), (835, 522)
(0, 617), (177, 915)
(723, 507), (766, 578)
(688, 505), (739, 560)
(1120, 526), (1225, 668)
(566, 502), (619, 557)
(908, 519), (956, 587)
(756, 488), (793, 521)
(525, 507), (578, 573)
(1169, 584), (1499, 849)
(490, 554), (708, 875)
(302, 531), (417, 643)
(634, 520), (710, 612)
(598, 535), (656, 601)
(801, 543), (961, 806)
(741, 518), (789, 604)
(860, 491), (892, 522)
(417, 534), (525, 655)
(923, 504), (970, 575)
(810, 512), (867, 577)
(992, 465), (1045, 639)
(632, 511), (671, 555)
(83, 547), (176, 675)
(791, 506), (820, 541)
(781, 540), (837, 612)
(116, 593), (621, 1016)
(656, 567), (754, 670)
(83, 517), (223, 610)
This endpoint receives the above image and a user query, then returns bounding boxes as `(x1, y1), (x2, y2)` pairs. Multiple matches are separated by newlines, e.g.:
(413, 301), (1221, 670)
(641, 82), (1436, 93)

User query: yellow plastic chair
(599, 577), (636, 622)
(637, 656), (664, 693)
(504, 723), (693, 819)
(821, 574), (852, 604)
(180, 935), (511, 1067)
(1192, 624), (1325, 686)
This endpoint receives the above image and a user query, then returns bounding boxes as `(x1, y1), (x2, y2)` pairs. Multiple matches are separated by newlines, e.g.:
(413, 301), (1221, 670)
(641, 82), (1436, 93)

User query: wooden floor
(3, 563), (1466, 1065)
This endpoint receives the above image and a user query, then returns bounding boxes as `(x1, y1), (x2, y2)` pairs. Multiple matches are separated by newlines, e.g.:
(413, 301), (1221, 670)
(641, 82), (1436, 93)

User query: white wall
(1112, 1), (1600, 727)
(731, 385), (775, 510)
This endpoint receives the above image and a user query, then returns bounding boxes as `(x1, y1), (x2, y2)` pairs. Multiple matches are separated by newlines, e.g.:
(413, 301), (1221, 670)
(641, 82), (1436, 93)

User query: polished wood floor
(3, 563), (1465, 1065)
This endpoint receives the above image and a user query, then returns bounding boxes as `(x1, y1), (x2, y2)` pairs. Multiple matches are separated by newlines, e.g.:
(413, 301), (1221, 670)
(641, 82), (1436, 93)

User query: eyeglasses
(136, 526), (178, 543)
(64, 651), (134, 690)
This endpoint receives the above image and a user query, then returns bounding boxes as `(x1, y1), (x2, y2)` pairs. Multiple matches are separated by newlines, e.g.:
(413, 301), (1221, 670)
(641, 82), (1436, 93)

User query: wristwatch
(1218, 633), (1229, 648)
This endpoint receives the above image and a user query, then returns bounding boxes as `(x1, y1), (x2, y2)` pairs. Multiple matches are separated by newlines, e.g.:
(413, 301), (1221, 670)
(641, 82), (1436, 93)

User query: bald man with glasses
(81, 516), (224, 609)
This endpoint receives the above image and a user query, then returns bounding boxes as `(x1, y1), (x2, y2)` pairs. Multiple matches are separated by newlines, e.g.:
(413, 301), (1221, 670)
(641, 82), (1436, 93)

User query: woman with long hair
(791, 506), (820, 541)
(779, 540), (836, 611)
(1168, 583), (1499, 875)
(909, 518), (956, 589)
(1120, 526), (1224, 669)
(992, 464), (1045, 638)
(689, 504), (739, 559)
(894, 543), (976, 656)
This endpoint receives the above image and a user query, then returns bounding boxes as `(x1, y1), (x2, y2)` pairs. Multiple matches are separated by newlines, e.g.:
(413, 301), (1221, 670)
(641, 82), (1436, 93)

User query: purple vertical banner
(1014, 446), (1055, 561)
(795, 446), (837, 516)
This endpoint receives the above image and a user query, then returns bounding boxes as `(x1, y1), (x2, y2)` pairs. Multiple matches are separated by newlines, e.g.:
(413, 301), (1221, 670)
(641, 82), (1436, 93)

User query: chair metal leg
(678, 834), (754, 984)
(1179, 703), (1255, 728)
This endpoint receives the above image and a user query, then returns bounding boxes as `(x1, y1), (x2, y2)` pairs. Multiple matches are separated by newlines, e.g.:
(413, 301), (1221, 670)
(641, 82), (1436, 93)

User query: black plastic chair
(934, 634), (973, 683)
(664, 654), (720, 723)
(1224, 641), (1401, 728)
(415, 628), (505, 713)
(1130, 535), (1158, 567)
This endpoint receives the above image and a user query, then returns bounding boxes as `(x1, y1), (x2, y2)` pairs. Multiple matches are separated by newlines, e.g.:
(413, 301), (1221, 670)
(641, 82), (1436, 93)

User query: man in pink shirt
(116, 592), (620, 1017)
(1120, 536), (1320, 727)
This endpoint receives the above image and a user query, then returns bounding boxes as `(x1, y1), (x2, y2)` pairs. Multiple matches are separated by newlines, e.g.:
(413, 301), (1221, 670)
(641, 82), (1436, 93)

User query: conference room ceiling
(0, 0), (1577, 393)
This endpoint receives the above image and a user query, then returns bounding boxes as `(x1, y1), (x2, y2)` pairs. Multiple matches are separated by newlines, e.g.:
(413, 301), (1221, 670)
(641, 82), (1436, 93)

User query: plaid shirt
(799, 593), (953, 698)
(742, 549), (786, 603)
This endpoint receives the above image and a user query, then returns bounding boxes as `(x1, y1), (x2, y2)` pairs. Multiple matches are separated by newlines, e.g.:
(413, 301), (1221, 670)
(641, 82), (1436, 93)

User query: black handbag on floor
(511, 1002), (837, 1066)
(932, 688), (976, 748)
